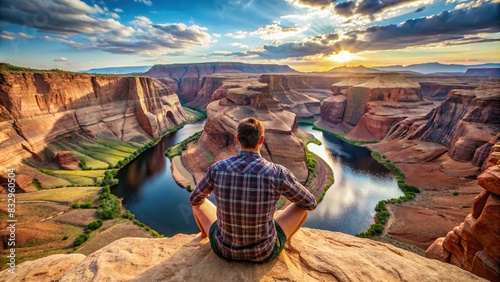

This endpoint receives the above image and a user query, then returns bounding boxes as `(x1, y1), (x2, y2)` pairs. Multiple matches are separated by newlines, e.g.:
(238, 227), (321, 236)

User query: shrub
(97, 186), (121, 219)
(73, 233), (89, 246)
(86, 219), (103, 232)
(122, 210), (135, 220)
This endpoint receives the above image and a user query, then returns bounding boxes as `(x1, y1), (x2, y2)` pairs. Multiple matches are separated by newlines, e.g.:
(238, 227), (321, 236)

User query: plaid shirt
(190, 150), (317, 262)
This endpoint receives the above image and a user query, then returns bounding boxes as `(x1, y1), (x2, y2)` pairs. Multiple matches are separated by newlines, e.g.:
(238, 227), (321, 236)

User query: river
(113, 121), (402, 236)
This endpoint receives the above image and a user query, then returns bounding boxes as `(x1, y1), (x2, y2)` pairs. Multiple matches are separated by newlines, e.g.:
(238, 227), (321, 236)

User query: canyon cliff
(0, 228), (486, 282)
(426, 142), (500, 281)
(317, 73), (438, 141)
(144, 62), (296, 105)
(363, 82), (499, 280)
(0, 70), (189, 188)
(177, 77), (310, 184)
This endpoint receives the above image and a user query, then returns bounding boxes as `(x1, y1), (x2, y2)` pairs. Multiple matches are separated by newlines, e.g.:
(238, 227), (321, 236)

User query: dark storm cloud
(355, 0), (415, 15)
(334, 1), (356, 16)
(359, 2), (500, 50)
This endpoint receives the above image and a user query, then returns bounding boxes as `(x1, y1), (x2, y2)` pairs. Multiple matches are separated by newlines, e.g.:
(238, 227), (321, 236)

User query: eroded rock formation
(54, 151), (80, 170)
(417, 83), (500, 163)
(426, 142), (500, 282)
(144, 62), (297, 105)
(179, 78), (310, 184)
(0, 71), (187, 172)
(364, 83), (499, 266)
(0, 228), (486, 282)
(317, 73), (438, 141)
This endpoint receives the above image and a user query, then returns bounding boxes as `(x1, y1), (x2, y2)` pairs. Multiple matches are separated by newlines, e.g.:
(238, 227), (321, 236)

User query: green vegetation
(84, 219), (103, 234)
(297, 116), (319, 126)
(123, 213), (163, 237)
(73, 233), (90, 246)
(165, 131), (203, 159)
(71, 201), (94, 209)
(317, 175), (335, 204)
(184, 107), (207, 121)
(356, 151), (421, 238)
(97, 185), (121, 219)
(453, 191), (459, 196)
(304, 138), (322, 186)
(313, 125), (379, 146)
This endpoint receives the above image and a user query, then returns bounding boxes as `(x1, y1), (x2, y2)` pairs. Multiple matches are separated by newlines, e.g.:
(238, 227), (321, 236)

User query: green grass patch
(93, 139), (140, 153)
(13, 187), (101, 204)
(184, 107), (207, 121)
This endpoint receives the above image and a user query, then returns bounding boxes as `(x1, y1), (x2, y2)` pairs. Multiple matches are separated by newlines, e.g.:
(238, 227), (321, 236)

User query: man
(190, 117), (317, 262)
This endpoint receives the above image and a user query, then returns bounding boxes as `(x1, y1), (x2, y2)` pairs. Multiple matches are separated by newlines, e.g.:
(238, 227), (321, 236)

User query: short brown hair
(237, 117), (265, 148)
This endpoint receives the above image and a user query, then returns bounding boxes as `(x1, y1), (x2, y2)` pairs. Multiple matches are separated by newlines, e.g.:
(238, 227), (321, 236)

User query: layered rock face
(317, 73), (434, 141)
(0, 71), (187, 169)
(343, 74), (423, 126)
(180, 78), (309, 183)
(419, 82), (476, 101)
(1, 228), (486, 282)
(144, 62), (296, 104)
(426, 142), (500, 281)
(413, 83), (500, 164)
(258, 75), (320, 118)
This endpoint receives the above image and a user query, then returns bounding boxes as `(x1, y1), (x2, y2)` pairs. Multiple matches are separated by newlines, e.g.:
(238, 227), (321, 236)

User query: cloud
(18, 32), (35, 39)
(134, 0), (153, 6)
(114, 8), (123, 13)
(415, 6), (425, 12)
(54, 57), (69, 61)
(231, 42), (250, 49)
(222, 2), (500, 59)
(0, 1), (212, 56)
(250, 24), (301, 40)
(153, 24), (209, 43)
(355, 0), (415, 15)
(0, 31), (16, 40)
(287, 0), (337, 8)
(334, 1), (356, 16)
(355, 2), (500, 50)
(0, 0), (133, 37)
(225, 31), (248, 39)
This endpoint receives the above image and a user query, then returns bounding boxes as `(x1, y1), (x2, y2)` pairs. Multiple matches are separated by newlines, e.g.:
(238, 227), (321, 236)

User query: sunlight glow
(330, 51), (354, 63)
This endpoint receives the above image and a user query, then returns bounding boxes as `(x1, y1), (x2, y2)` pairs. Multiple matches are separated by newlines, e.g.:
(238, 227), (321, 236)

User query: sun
(330, 51), (354, 63)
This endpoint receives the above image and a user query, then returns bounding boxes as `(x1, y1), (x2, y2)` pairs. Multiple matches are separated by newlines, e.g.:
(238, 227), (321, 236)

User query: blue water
(113, 121), (402, 236)
(300, 125), (402, 234)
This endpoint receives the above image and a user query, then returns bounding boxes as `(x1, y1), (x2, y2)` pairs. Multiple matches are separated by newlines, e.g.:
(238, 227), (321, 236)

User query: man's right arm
(189, 167), (214, 206)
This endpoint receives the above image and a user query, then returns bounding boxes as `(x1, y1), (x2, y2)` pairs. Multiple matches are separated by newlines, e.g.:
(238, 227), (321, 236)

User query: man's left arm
(279, 167), (317, 210)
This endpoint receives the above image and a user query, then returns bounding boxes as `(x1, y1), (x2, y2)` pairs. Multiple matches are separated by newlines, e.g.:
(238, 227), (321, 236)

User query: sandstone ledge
(1, 228), (485, 282)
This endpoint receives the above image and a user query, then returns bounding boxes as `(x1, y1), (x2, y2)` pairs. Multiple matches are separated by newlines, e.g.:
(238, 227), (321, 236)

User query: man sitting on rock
(190, 117), (317, 262)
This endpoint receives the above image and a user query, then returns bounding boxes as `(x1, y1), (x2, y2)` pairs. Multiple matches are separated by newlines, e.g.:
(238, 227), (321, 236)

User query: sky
(0, 0), (499, 72)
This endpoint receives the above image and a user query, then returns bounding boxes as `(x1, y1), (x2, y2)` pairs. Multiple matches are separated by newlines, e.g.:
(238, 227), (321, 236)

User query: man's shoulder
(210, 155), (238, 170)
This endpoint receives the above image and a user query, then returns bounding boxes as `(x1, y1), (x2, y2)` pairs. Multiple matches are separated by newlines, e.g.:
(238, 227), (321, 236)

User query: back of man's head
(237, 117), (265, 148)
